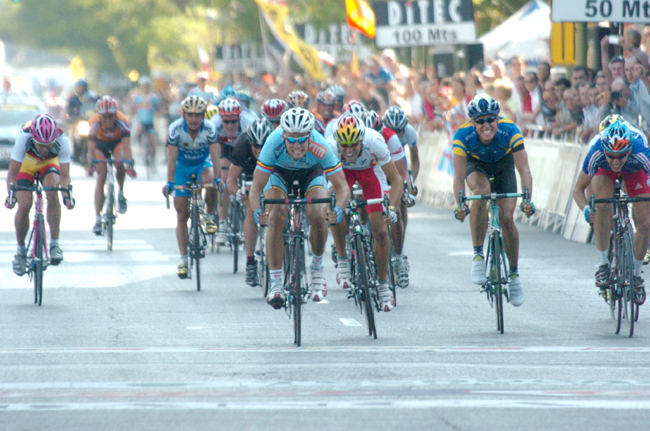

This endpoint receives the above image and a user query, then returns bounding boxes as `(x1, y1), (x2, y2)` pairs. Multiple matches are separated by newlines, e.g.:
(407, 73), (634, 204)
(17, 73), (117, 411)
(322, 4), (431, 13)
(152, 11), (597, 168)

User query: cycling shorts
(220, 143), (234, 163)
(140, 123), (156, 134)
(344, 167), (388, 213)
(466, 153), (516, 194)
(173, 159), (213, 197)
(595, 169), (650, 197)
(263, 165), (327, 197)
(93, 141), (127, 161)
(17, 154), (60, 187)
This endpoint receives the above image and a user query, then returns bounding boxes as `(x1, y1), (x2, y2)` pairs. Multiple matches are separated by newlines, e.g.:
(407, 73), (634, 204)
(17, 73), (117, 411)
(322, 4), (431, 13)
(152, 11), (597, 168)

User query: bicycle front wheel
(105, 186), (115, 251)
(622, 232), (635, 337)
(355, 236), (377, 339)
(292, 238), (305, 346)
(192, 203), (202, 292)
(490, 232), (505, 334)
(34, 218), (45, 306)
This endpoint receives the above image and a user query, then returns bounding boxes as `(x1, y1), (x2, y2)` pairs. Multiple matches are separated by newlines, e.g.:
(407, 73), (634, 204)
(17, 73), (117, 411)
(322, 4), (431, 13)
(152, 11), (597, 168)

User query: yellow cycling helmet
(205, 104), (219, 120)
(335, 113), (365, 146)
(181, 96), (207, 114)
(599, 114), (626, 132)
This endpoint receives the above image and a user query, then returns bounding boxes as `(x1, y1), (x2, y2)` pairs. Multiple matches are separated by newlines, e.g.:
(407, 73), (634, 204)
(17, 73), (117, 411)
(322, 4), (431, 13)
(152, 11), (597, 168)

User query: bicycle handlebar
(9, 182), (74, 209)
(458, 187), (531, 221)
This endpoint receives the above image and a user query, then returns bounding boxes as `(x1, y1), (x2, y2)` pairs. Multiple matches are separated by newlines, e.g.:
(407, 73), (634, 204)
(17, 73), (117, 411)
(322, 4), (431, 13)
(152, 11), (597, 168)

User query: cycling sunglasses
(285, 135), (309, 144)
(474, 115), (497, 125)
(604, 152), (630, 160)
(339, 140), (361, 148)
(223, 119), (238, 125)
(33, 140), (51, 147)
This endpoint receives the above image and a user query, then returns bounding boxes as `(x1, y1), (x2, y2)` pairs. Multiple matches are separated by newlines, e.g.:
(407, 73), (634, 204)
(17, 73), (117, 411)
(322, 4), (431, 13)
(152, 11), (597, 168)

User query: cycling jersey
(380, 128), (405, 162)
(230, 133), (258, 176)
(256, 128), (342, 176)
(167, 117), (218, 166)
(133, 93), (160, 125)
(397, 124), (417, 148)
(88, 111), (131, 145)
(582, 135), (650, 176)
(323, 116), (340, 139)
(452, 117), (524, 163)
(12, 123), (70, 164)
(240, 107), (257, 124)
(328, 129), (391, 171)
(210, 114), (252, 161)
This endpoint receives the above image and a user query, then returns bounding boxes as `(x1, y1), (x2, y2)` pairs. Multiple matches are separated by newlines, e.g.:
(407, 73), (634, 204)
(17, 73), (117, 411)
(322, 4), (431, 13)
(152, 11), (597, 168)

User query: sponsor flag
(346, 0), (375, 39)
(255, 0), (326, 81)
(437, 121), (455, 176)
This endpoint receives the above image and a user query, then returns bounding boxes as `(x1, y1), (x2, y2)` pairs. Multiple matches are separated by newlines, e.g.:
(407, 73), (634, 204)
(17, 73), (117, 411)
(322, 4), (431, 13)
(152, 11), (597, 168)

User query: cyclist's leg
(173, 196), (190, 254)
(264, 181), (288, 271)
(466, 170), (490, 248)
(147, 125), (157, 160)
(624, 171), (650, 264)
(93, 158), (108, 218)
(498, 196), (519, 268)
(198, 160), (216, 214)
(41, 167), (62, 241)
(14, 188), (33, 247)
(591, 173), (615, 255)
(243, 196), (258, 259)
(304, 186), (330, 258)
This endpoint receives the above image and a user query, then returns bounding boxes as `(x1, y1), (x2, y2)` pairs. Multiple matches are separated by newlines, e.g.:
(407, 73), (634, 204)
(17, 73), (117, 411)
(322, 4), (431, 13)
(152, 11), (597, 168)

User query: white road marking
(186, 327), (203, 330)
(447, 251), (474, 256)
(340, 318), (362, 327)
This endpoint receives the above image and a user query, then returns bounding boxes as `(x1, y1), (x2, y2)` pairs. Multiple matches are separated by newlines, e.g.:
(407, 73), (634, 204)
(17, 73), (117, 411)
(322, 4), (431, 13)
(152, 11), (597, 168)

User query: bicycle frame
(228, 174), (253, 273)
(92, 156), (119, 250)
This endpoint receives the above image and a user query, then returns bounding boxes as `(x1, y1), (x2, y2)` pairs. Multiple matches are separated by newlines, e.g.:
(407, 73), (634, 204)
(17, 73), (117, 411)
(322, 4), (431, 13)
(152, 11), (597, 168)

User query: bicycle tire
(192, 202), (202, 292)
(491, 233), (504, 334)
(386, 231), (397, 303)
(34, 217), (45, 306)
(232, 202), (239, 274)
(622, 232), (635, 337)
(356, 236), (377, 339)
(292, 237), (304, 347)
(106, 185), (115, 251)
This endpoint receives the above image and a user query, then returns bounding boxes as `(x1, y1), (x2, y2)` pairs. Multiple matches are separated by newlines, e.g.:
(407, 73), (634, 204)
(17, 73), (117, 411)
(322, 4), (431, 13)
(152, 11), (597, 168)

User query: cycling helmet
(601, 122), (632, 153)
(342, 100), (366, 119)
(247, 119), (273, 147)
(74, 78), (88, 91)
(218, 97), (242, 119)
(335, 113), (366, 145)
(237, 89), (253, 103)
(96, 95), (117, 115)
(363, 110), (383, 131)
(599, 114), (627, 132)
(315, 90), (335, 105)
(220, 86), (237, 100)
(467, 94), (500, 120)
(287, 90), (310, 108)
(383, 106), (409, 131)
(281, 107), (315, 134)
(30, 114), (60, 144)
(181, 95), (207, 114)
(327, 85), (346, 101)
(261, 99), (288, 122)
(205, 104), (219, 120)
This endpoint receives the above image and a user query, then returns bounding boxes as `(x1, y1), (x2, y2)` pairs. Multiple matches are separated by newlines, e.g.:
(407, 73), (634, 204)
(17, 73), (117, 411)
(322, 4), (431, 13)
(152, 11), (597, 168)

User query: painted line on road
(2, 399), (650, 411)
(340, 318), (362, 327)
(0, 346), (649, 354)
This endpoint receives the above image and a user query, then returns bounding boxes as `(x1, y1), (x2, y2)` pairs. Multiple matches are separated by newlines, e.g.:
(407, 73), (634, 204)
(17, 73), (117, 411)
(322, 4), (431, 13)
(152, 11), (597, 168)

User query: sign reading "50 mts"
(553, 0), (650, 23)
(372, 0), (477, 48)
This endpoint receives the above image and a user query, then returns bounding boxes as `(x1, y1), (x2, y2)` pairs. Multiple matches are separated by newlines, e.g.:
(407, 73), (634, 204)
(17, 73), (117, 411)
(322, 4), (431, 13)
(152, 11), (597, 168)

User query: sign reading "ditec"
(372, 0), (477, 48)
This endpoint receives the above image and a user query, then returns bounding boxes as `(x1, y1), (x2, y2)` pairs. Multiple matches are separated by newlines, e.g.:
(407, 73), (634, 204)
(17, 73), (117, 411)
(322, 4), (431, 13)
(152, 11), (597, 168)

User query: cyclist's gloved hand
(163, 181), (174, 197)
(63, 194), (76, 210)
(387, 208), (398, 225)
(520, 201), (536, 217)
(253, 208), (262, 224)
(123, 160), (137, 178)
(405, 193), (416, 207)
(332, 206), (343, 224)
(583, 206), (592, 223)
(454, 204), (469, 222)
(4, 195), (16, 209)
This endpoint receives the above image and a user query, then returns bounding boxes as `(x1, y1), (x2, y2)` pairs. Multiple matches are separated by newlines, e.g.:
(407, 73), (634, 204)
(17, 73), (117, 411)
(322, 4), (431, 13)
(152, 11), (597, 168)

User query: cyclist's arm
(452, 153), (467, 206)
(395, 157), (408, 183)
(166, 145), (178, 183)
(6, 159), (21, 195)
(381, 161), (404, 209)
(409, 146), (420, 180)
(328, 170), (350, 211)
(249, 168), (271, 213)
(572, 171), (592, 211)
(208, 143), (221, 179)
(227, 164), (244, 196)
(120, 137), (133, 160)
(87, 138), (97, 163)
(59, 162), (71, 188)
(513, 149), (533, 200)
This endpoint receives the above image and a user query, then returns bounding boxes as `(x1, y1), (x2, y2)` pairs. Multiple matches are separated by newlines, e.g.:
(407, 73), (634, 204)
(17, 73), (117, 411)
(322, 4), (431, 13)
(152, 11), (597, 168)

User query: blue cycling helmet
(467, 94), (500, 120)
(237, 89), (253, 103)
(601, 122), (632, 153)
(383, 106), (408, 132)
(220, 86), (237, 99)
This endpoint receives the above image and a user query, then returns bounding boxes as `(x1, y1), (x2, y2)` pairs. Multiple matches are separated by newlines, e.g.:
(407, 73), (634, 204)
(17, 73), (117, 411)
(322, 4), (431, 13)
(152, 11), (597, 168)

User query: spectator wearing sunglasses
(452, 94), (535, 308)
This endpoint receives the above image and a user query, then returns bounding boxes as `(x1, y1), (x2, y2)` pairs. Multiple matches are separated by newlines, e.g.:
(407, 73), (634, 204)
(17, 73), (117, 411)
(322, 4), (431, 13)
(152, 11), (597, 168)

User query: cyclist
(453, 94), (535, 307)
(315, 90), (335, 132)
(132, 76), (161, 170)
(261, 99), (288, 128)
(324, 99), (366, 138)
(210, 97), (252, 244)
(5, 114), (75, 274)
(227, 119), (273, 286)
(328, 113), (403, 311)
(88, 96), (136, 235)
(163, 96), (220, 279)
(237, 89), (258, 123)
(249, 107), (350, 309)
(327, 84), (346, 115)
(572, 120), (650, 305)
(382, 106), (419, 285)
(187, 72), (215, 105)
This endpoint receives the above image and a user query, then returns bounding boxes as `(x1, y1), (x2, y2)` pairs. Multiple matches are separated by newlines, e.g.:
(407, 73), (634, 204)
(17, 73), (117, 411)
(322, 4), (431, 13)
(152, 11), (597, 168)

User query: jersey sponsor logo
(636, 182), (644, 191)
(308, 142), (327, 159)
(273, 142), (286, 159)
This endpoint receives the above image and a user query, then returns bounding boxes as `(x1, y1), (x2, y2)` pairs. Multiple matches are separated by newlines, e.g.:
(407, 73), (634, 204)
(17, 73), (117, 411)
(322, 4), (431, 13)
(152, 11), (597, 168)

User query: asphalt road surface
(0, 160), (649, 430)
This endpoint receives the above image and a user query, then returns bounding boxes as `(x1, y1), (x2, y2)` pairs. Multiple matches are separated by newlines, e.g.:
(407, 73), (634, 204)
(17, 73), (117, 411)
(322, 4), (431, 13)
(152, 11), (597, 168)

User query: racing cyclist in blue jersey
(163, 96), (220, 279)
(453, 94), (535, 307)
(249, 108), (351, 309)
(132, 76), (161, 170)
(572, 120), (650, 305)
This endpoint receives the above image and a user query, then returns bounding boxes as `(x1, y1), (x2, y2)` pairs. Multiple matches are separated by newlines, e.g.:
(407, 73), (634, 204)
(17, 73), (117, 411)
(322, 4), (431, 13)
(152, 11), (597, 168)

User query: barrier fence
(413, 130), (593, 243)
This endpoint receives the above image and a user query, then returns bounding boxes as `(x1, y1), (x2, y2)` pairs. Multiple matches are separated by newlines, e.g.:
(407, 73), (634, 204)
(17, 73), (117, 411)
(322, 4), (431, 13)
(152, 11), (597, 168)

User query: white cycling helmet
(280, 107), (315, 134)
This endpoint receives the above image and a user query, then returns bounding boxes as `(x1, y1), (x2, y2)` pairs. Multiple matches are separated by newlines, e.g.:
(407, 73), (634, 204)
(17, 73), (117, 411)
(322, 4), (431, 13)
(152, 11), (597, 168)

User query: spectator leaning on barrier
(541, 86), (559, 134)
(536, 62), (551, 88)
(598, 78), (641, 128)
(578, 82), (599, 142)
(508, 55), (525, 103)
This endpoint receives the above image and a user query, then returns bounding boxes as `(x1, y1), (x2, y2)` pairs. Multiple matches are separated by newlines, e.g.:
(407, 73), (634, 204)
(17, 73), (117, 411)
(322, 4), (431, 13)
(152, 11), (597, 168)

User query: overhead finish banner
(372, 0), (477, 48)
(255, 0), (326, 81)
(552, 1), (650, 23)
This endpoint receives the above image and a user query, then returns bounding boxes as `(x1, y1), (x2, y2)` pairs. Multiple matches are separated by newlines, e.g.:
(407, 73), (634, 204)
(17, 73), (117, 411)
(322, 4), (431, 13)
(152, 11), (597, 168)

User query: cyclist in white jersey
(249, 108), (350, 309)
(328, 113), (403, 311)
(163, 96), (220, 279)
(210, 97), (252, 244)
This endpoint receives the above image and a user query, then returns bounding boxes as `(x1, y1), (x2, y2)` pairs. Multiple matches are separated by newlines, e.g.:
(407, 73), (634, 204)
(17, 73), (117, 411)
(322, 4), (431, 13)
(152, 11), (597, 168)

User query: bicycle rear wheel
(34, 218), (45, 306)
(105, 185), (115, 251)
(192, 203), (202, 292)
(622, 232), (635, 337)
(490, 233), (504, 334)
(292, 238), (304, 346)
(356, 236), (377, 339)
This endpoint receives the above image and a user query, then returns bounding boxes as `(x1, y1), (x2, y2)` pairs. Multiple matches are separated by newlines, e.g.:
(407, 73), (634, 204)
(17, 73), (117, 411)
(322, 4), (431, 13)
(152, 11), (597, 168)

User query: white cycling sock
(50, 239), (59, 247)
(181, 254), (188, 264)
(597, 249), (609, 266)
(17, 245), (26, 255)
(311, 254), (323, 270)
(270, 269), (282, 286)
(634, 258), (643, 276)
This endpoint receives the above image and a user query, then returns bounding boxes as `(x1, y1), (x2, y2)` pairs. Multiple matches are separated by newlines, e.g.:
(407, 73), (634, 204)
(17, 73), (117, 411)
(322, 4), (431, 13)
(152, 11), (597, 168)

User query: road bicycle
(8, 174), (74, 306)
(256, 223), (270, 297)
(92, 154), (130, 251)
(590, 177), (650, 337)
(166, 174), (212, 292)
(460, 181), (530, 334)
(261, 182), (335, 347)
(228, 174), (252, 274)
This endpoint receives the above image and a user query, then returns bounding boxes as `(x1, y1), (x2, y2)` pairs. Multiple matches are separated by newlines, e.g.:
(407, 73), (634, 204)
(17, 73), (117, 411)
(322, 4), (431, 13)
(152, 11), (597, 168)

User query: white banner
(552, 1), (650, 23)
